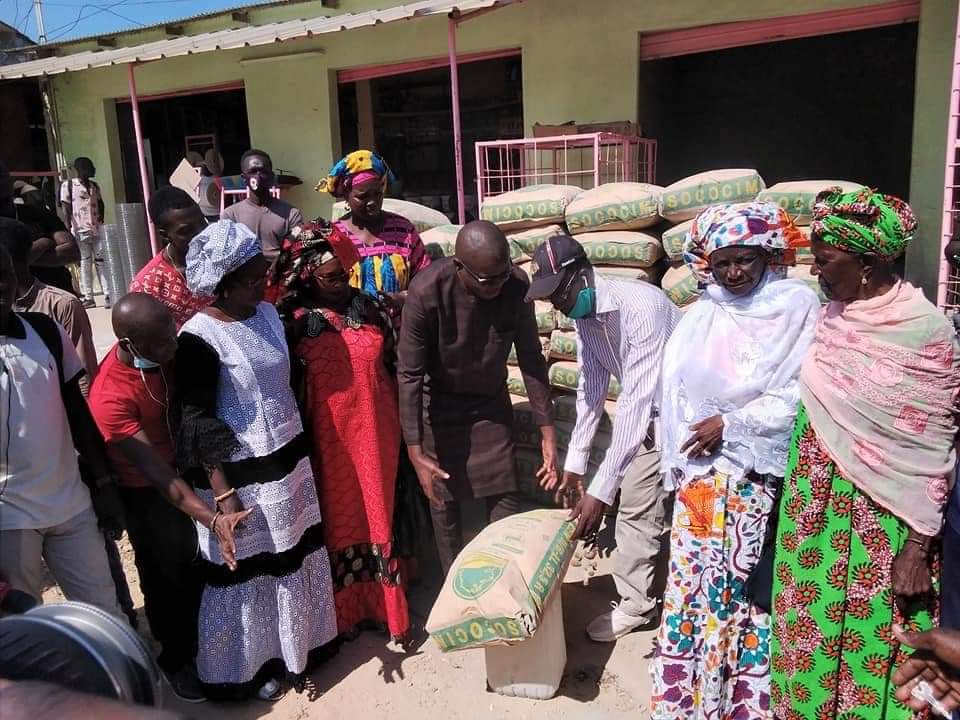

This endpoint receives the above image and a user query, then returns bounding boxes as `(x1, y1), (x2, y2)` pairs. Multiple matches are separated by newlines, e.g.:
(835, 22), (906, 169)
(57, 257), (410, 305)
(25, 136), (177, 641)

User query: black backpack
(19, 312), (65, 387)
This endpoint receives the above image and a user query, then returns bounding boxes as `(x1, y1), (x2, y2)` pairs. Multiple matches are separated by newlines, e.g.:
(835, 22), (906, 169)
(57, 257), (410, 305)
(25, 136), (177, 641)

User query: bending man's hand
(407, 444), (449, 507)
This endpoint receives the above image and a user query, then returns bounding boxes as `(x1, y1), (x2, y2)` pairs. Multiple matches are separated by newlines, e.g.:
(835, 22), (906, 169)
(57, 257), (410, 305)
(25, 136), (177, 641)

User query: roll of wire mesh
(117, 203), (152, 289)
(100, 223), (129, 299)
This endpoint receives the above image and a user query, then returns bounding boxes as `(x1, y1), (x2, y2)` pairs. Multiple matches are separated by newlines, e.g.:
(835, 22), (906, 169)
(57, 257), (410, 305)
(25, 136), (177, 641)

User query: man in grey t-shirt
(221, 149), (302, 264)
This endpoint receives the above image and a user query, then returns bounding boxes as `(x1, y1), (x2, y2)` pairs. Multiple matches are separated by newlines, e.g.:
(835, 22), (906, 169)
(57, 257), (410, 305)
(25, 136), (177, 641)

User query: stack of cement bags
(563, 183), (665, 285)
(422, 224), (528, 263)
(480, 183), (585, 274)
(657, 169), (766, 311)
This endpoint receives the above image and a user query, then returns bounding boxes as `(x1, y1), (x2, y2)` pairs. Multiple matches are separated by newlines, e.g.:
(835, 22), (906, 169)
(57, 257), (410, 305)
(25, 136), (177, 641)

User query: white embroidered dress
(179, 302), (337, 690)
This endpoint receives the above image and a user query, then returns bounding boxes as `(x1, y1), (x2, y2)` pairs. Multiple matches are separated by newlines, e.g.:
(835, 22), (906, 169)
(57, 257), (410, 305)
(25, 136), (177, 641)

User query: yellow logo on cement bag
(452, 552), (508, 600)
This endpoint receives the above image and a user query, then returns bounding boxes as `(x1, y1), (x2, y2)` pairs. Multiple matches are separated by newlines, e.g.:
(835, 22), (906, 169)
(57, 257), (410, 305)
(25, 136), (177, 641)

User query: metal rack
(938, 9), (960, 314)
(474, 132), (657, 213)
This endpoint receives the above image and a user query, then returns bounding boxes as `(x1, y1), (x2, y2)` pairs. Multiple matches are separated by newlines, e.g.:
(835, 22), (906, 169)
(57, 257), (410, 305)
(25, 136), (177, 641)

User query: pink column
(127, 63), (158, 254)
(448, 16), (466, 225)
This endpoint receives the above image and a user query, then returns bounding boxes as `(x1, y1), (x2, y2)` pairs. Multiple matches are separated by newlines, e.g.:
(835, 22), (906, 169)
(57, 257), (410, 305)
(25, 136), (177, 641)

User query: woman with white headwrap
(649, 202), (820, 719)
(175, 220), (338, 701)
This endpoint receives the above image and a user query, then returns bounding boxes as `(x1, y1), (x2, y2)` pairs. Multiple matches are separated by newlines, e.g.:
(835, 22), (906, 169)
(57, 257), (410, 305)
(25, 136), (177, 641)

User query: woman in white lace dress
(176, 220), (337, 701)
(649, 202), (820, 720)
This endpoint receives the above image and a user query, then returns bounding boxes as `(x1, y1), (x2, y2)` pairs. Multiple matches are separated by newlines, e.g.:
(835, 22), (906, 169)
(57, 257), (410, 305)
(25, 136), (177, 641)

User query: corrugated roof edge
(0, 0), (518, 78)
(34, 0), (320, 48)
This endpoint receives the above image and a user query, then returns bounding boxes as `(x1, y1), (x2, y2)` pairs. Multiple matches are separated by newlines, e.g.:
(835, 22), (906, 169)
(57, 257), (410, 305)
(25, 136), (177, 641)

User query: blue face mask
(133, 355), (161, 370)
(565, 287), (596, 319)
(123, 338), (161, 370)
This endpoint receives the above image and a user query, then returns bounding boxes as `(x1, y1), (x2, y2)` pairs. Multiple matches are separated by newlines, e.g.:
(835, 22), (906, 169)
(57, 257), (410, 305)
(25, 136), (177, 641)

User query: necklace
(14, 281), (38, 308)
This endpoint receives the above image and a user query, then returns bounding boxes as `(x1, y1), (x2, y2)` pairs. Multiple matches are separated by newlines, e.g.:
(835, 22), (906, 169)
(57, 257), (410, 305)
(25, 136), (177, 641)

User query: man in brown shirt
(398, 220), (558, 573)
(221, 149), (302, 264)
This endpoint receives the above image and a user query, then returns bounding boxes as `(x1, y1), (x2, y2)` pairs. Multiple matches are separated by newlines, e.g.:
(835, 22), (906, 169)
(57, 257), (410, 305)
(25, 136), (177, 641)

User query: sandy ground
(38, 305), (657, 719)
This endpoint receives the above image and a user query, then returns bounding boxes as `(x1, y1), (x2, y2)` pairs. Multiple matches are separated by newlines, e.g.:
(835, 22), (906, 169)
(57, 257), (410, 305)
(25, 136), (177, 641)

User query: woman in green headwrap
(770, 188), (960, 719)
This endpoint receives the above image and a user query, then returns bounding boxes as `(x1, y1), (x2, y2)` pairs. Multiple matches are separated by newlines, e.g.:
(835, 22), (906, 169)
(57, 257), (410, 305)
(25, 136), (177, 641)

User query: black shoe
(164, 666), (206, 703)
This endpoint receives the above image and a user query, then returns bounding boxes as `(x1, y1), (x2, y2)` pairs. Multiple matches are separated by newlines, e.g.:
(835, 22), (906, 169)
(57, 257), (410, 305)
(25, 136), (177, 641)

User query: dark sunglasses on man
(455, 258), (512, 286)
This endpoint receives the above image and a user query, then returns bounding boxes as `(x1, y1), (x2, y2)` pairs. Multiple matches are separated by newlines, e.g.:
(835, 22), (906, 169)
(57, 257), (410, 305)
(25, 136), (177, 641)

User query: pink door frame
(337, 47), (520, 84)
(639, 0), (920, 60)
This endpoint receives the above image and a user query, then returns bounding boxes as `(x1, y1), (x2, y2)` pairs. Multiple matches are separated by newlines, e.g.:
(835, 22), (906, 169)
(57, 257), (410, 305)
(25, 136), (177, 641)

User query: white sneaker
(586, 601), (658, 642)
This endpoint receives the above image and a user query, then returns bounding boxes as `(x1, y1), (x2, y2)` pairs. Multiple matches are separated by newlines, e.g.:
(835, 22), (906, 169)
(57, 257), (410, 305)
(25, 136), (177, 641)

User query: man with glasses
(221, 149), (303, 266)
(526, 233), (679, 642)
(398, 220), (559, 573)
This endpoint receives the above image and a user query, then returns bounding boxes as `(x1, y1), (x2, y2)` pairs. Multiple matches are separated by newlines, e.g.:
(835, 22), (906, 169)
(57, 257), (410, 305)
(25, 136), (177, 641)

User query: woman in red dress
(272, 220), (409, 640)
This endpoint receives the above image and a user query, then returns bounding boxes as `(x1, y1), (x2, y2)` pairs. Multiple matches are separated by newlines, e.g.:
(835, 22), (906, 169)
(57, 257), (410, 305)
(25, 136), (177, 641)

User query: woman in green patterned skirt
(771, 188), (960, 719)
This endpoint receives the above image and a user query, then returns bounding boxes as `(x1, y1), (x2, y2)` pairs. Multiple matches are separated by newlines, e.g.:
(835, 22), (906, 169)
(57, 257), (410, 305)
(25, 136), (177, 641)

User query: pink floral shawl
(801, 281), (960, 535)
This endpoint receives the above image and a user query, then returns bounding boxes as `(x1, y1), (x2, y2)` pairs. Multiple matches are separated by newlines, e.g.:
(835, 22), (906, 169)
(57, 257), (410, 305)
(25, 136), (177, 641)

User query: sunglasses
(456, 259), (512, 286)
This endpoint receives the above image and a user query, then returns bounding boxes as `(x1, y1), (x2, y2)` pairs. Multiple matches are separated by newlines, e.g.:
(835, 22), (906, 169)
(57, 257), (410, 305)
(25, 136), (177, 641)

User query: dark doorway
(338, 55), (522, 221)
(116, 87), (251, 202)
(639, 22), (918, 196)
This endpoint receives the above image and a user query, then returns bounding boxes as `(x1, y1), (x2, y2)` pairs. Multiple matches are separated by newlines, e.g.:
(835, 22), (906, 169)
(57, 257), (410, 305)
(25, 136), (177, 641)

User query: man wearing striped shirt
(527, 234), (680, 642)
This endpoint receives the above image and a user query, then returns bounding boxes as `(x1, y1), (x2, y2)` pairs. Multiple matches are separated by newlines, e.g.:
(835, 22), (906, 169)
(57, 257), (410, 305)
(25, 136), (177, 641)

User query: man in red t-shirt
(88, 293), (249, 703)
(130, 187), (212, 329)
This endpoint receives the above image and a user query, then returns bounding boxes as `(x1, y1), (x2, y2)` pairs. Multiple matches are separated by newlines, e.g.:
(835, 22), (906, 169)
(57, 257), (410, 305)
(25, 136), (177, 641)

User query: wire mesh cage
(474, 132), (657, 212)
(937, 16), (960, 317)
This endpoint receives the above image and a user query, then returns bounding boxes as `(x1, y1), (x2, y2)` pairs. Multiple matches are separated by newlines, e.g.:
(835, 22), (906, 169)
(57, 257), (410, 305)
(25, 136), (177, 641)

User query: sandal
(256, 678), (283, 701)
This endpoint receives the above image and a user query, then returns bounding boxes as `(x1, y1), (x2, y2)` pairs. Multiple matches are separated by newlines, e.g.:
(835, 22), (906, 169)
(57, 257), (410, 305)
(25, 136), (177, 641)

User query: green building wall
(48, 0), (959, 295)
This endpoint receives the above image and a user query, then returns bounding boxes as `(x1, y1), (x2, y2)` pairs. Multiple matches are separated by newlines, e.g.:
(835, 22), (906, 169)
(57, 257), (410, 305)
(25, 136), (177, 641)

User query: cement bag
(551, 393), (616, 429)
(595, 265), (663, 285)
(515, 449), (560, 507)
(481, 185), (583, 231)
(536, 301), (557, 335)
(507, 366), (527, 397)
(422, 224), (457, 261)
(425, 242), (455, 260)
(787, 264), (827, 304)
(662, 264), (702, 307)
(662, 219), (692, 262)
(577, 231), (664, 268)
(334, 198), (450, 233)
(549, 361), (621, 401)
(512, 422), (542, 450)
(556, 313), (575, 332)
(423, 224), (527, 262)
(508, 336), (550, 366)
(549, 330), (577, 362)
(422, 224), (461, 244)
(508, 224), (566, 255)
(426, 509), (576, 652)
(564, 183), (662, 233)
(756, 180), (866, 225)
(659, 169), (765, 223)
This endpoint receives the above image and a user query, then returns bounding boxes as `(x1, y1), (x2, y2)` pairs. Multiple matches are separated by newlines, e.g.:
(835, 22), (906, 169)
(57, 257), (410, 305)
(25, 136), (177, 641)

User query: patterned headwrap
(185, 219), (262, 296)
(272, 219), (391, 339)
(315, 150), (395, 199)
(810, 187), (917, 260)
(683, 201), (808, 282)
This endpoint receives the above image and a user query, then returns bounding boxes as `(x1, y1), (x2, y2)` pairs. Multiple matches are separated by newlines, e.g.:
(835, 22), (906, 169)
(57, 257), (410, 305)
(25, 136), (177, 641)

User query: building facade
(1, 0), (954, 293)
